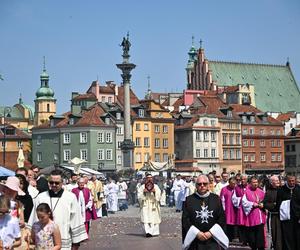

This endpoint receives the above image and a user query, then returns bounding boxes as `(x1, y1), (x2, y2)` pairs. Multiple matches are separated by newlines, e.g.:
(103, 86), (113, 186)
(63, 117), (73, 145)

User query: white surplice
(28, 190), (87, 250)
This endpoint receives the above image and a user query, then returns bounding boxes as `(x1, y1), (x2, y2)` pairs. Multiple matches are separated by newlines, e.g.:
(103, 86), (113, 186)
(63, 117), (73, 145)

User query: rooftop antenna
(199, 39), (203, 49)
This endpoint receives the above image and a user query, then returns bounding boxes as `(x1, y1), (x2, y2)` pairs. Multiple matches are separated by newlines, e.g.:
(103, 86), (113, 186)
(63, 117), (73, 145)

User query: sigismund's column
(116, 33), (136, 169)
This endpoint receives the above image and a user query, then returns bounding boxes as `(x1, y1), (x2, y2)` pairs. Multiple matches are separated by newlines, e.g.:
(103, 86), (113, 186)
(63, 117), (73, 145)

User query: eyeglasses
(49, 181), (61, 185)
(196, 182), (208, 186)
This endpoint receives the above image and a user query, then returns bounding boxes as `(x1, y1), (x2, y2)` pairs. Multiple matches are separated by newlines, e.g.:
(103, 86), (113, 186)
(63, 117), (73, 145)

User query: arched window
(47, 104), (50, 112)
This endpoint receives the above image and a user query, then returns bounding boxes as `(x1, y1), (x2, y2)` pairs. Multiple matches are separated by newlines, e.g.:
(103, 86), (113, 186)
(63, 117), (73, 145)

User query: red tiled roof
(276, 112), (295, 122)
(116, 86), (140, 107)
(230, 104), (282, 124)
(73, 93), (97, 101)
(99, 85), (115, 94)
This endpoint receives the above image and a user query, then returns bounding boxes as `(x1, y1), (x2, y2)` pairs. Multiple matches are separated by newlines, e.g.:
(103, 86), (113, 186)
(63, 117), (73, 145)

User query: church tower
(34, 57), (56, 126)
(186, 36), (197, 89)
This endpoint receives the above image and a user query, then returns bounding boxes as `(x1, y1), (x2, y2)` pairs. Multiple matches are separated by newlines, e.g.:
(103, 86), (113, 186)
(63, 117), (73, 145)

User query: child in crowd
(0, 195), (21, 249)
(27, 203), (61, 250)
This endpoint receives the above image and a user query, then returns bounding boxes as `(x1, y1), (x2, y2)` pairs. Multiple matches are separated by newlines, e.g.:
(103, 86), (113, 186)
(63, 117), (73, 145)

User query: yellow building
(132, 100), (174, 170)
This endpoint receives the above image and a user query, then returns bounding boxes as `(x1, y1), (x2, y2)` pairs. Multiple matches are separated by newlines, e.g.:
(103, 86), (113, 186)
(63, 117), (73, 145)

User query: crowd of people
(0, 165), (300, 250)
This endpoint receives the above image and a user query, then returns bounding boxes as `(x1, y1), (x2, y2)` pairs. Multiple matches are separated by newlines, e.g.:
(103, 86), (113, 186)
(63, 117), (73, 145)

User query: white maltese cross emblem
(195, 205), (213, 223)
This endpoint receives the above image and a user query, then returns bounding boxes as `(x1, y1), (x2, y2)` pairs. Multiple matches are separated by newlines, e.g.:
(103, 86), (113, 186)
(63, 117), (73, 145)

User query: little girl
(29, 203), (61, 250)
(0, 195), (21, 249)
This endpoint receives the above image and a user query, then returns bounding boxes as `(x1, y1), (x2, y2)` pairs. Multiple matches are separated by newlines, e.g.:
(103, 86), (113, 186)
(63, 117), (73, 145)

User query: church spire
(145, 75), (152, 100)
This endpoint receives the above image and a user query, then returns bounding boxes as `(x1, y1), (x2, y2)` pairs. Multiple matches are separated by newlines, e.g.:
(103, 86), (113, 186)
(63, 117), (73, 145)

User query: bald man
(182, 175), (226, 249)
(263, 175), (281, 250)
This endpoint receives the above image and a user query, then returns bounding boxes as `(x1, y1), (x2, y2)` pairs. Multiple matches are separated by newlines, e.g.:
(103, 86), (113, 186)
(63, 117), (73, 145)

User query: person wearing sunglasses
(28, 169), (88, 250)
(182, 175), (227, 249)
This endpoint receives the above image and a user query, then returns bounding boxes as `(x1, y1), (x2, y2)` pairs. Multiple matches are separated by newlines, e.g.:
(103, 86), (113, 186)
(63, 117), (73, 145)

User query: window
(17, 141), (23, 149)
(277, 153), (282, 161)
(223, 149), (228, 160)
(277, 140), (281, 147)
(260, 139), (265, 147)
(63, 133), (70, 144)
(244, 154), (249, 162)
(286, 145), (290, 152)
(116, 112), (121, 120)
(106, 149), (113, 160)
(250, 140), (254, 147)
(211, 120), (216, 127)
(138, 109), (145, 117)
(64, 150), (71, 161)
(105, 117), (110, 125)
(144, 153), (150, 162)
(37, 135), (42, 145)
(106, 132), (112, 143)
(97, 132), (104, 143)
(236, 134), (240, 144)
(154, 153), (160, 162)
(155, 138), (160, 148)
(260, 153), (266, 162)
(37, 152), (42, 162)
(196, 149), (201, 158)
(154, 125), (160, 133)
(260, 129), (264, 135)
(249, 128), (254, 135)
(135, 123), (141, 131)
(98, 149), (104, 160)
(270, 129), (274, 135)
(101, 96), (105, 102)
(242, 128), (248, 135)
(47, 104), (50, 112)
(250, 155), (255, 162)
(135, 137), (141, 147)
(117, 141), (122, 148)
(291, 145), (296, 151)
(229, 134), (234, 145)
(54, 153), (58, 161)
(203, 119), (208, 126)
(117, 155), (122, 165)
(116, 126), (122, 135)
(211, 132), (216, 142)
(108, 97), (112, 103)
(135, 153), (141, 163)
(203, 132), (209, 141)
(163, 139), (168, 148)
(144, 137), (150, 147)
(243, 140), (248, 147)
(250, 116), (255, 123)
(196, 131), (201, 141)
(228, 123), (234, 129)
(211, 149), (216, 158)
(80, 132), (87, 143)
(227, 110), (233, 117)
(50, 119), (55, 127)
(80, 149), (88, 160)
(271, 140), (275, 147)
(271, 153), (276, 162)
(163, 153), (168, 162)
(98, 162), (104, 169)
(236, 149), (241, 159)
(163, 125), (168, 133)
(223, 134), (227, 145)
(230, 149), (234, 159)
(204, 149), (208, 158)
(69, 118), (74, 125)
(144, 123), (149, 131)
(276, 130), (281, 136)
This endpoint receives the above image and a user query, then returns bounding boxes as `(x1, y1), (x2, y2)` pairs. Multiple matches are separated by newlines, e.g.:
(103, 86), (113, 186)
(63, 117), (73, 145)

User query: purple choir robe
(242, 187), (266, 227)
(234, 185), (249, 226)
(72, 187), (97, 222)
(220, 185), (237, 225)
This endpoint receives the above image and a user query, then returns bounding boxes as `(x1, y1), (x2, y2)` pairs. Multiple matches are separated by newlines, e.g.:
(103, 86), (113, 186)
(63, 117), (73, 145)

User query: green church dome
(35, 86), (55, 99)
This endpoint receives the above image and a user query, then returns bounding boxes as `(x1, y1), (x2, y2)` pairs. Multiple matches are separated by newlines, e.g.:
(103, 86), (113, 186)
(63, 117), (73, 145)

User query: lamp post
(1, 107), (12, 166)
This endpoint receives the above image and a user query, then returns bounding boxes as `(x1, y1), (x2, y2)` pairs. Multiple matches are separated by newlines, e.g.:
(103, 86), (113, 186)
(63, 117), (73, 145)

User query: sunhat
(0, 176), (25, 196)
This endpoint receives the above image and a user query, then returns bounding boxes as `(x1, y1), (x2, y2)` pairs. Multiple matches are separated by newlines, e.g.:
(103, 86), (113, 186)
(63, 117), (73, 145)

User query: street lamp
(1, 107), (12, 166)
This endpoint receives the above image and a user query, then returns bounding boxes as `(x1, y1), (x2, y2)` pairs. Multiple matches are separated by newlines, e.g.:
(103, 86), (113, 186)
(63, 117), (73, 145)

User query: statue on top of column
(120, 32), (131, 56)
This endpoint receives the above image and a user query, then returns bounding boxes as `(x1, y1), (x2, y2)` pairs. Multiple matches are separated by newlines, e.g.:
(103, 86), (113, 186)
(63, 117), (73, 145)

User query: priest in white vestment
(105, 178), (119, 213)
(28, 170), (88, 250)
(137, 174), (161, 237)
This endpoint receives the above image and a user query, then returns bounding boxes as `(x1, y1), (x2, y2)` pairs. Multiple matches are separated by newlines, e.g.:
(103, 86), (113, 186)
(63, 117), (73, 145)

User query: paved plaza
(81, 206), (182, 250)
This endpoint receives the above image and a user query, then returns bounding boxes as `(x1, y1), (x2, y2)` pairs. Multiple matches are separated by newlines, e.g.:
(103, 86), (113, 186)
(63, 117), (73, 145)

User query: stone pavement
(81, 206), (182, 250)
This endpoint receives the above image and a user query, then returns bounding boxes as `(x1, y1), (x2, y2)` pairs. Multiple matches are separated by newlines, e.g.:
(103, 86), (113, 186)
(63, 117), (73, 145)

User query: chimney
(95, 81), (100, 101)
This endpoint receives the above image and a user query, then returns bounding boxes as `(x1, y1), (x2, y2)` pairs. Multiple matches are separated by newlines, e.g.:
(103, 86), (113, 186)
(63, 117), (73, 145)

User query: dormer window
(116, 112), (121, 120)
(105, 117), (110, 125)
(203, 119), (208, 126)
(250, 116), (255, 123)
(69, 118), (74, 125)
(50, 119), (55, 127)
(227, 110), (232, 118)
(138, 109), (145, 118)
(242, 115), (247, 123)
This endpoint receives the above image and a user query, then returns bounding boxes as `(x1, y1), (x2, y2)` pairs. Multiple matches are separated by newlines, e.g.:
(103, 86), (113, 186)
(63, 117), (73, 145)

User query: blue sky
(1, 0), (299, 114)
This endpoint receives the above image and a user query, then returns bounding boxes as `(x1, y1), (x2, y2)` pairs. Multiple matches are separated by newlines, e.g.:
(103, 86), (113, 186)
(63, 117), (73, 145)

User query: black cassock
(276, 184), (300, 250)
(182, 192), (226, 250)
